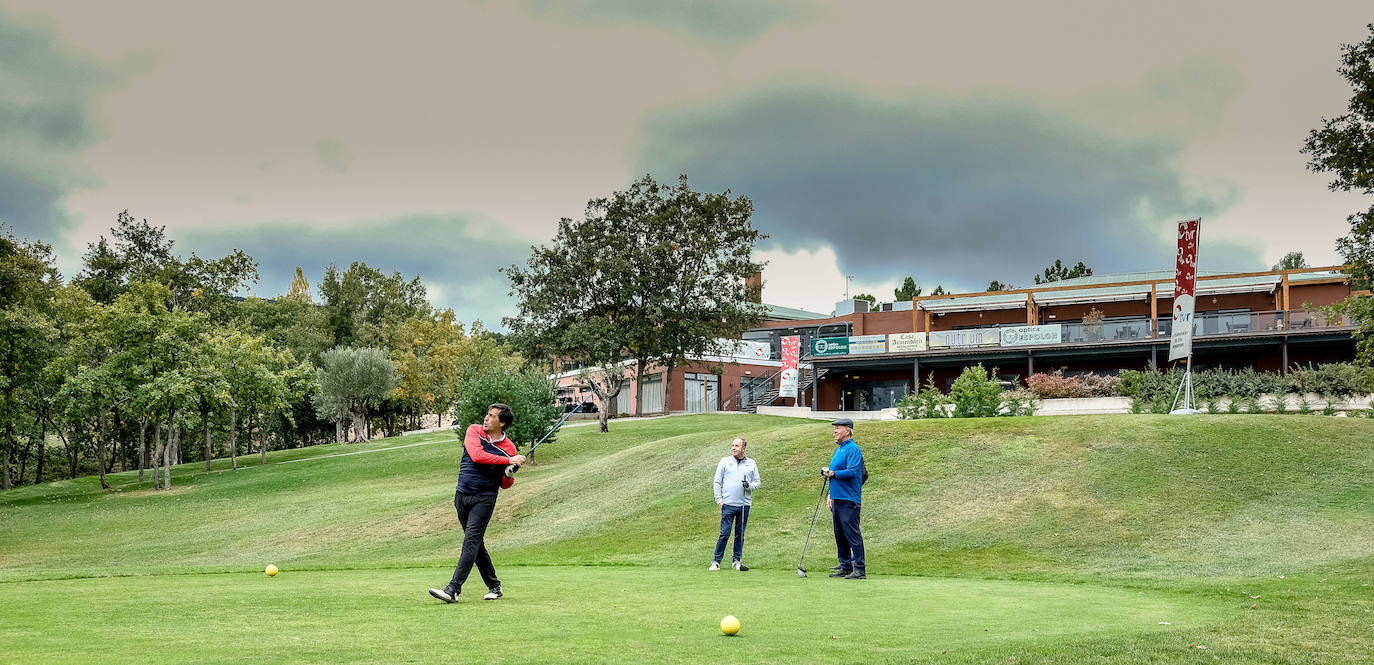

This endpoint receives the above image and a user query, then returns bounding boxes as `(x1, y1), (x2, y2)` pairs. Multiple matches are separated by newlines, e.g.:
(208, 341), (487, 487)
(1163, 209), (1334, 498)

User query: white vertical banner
(1169, 219), (1200, 362)
(778, 335), (800, 398)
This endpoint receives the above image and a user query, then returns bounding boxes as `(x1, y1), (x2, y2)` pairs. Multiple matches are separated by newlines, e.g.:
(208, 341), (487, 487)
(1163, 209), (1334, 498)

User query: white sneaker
(483, 585), (502, 600)
(732, 561), (748, 571)
(708, 562), (720, 571)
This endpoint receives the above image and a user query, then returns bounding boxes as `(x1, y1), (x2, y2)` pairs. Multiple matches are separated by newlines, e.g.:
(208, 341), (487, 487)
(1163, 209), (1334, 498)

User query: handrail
(720, 366), (785, 412)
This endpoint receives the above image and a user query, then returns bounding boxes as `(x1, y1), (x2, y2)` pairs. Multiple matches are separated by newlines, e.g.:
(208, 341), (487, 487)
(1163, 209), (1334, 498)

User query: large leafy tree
(319, 262), (430, 348)
(0, 229), (60, 488)
(313, 346), (398, 443)
(390, 310), (470, 431)
(504, 174), (766, 420)
(1304, 23), (1374, 363)
(74, 210), (258, 322)
(503, 198), (645, 424)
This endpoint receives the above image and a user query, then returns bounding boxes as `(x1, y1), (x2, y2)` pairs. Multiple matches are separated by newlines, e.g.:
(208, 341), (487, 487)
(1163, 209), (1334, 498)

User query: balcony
(1155, 310), (1348, 338)
(1051, 310), (1350, 344)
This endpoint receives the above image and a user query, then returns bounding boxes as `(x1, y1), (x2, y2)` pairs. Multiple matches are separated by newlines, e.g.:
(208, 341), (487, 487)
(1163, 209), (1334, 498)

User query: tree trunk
(2, 385), (11, 490)
(596, 377), (622, 434)
(335, 420), (345, 443)
(228, 408), (238, 471)
(633, 362), (645, 417)
(152, 420), (163, 490)
(93, 414), (111, 491)
(34, 418), (45, 485)
(164, 422), (177, 489)
(660, 361), (675, 416)
(67, 433), (78, 479)
(113, 406), (125, 473)
(260, 413), (268, 465)
(138, 418), (148, 483)
(18, 436), (31, 486)
(204, 407), (214, 471)
(351, 410), (368, 443)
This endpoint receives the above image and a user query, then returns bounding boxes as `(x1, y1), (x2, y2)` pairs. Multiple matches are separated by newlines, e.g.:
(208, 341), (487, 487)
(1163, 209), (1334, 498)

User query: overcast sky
(2, 1), (1370, 325)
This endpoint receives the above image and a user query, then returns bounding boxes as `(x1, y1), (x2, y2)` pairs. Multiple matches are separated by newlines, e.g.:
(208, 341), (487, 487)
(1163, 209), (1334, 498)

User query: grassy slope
(3, 414), (1373, 663)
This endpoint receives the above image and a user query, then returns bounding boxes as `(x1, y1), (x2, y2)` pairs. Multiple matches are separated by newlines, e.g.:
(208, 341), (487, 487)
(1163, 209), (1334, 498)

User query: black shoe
(829, 565), (844, 571)
(483, 585), (503, 600)
(844, 570), (867, 579)
(828, 569), (853, 578)
(428, 583), (459, 603)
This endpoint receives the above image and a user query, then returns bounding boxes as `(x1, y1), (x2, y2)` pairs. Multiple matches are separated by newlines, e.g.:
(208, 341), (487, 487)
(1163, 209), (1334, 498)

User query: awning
(919, 293), (1027, 313)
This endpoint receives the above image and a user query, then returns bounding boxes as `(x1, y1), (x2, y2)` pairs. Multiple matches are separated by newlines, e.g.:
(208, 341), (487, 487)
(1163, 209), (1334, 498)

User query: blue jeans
(832, 499), (864, 572)
(714, 504), (750, 563)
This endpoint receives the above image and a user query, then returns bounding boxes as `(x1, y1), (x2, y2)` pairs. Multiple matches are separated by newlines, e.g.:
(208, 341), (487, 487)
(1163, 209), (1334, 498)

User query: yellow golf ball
(265, 564), (279, 577)
(720, 615), (740, 636)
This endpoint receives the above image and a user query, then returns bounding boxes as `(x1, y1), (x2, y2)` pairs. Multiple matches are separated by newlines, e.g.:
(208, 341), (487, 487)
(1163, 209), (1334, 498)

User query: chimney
(745, 271), (763, 303)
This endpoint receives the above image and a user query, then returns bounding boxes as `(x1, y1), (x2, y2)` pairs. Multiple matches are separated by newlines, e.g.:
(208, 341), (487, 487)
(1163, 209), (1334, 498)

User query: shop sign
(848, 334), (886, 354)
(811, 336), (849, 356)
(887, 332), (928, 352)
(999, 324), (1062, 347)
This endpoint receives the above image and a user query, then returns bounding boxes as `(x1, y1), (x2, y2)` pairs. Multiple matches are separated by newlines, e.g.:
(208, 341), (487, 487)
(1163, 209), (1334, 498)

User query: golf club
(796, 474), (830, 578)
(504, 385), (598, 477)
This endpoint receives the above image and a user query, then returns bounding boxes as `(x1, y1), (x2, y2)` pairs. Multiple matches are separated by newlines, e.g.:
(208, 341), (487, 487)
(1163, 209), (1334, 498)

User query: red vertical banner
(779, 335), (800, 398)
(1169, 219), (1200, 361)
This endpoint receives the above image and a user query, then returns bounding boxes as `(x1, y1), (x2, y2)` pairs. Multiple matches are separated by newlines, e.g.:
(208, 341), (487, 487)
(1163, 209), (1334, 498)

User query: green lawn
(3, 414), (1373, 663)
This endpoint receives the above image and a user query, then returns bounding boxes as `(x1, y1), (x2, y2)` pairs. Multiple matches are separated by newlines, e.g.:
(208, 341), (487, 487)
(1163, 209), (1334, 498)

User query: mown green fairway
(2, 567), (1227, 665)
(3, 414), (1373, 663)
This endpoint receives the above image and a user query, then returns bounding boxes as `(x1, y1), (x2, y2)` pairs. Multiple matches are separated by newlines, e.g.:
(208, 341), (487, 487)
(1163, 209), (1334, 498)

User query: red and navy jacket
(457, 424), (518, 495)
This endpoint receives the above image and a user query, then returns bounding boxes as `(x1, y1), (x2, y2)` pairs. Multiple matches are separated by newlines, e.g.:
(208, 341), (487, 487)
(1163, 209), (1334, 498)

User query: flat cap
(831, 418), (854, 428)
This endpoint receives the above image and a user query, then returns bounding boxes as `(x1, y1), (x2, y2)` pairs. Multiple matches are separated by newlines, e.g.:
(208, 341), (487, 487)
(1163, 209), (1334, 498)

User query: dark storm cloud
(632, 86), (1264, 291)
(520, 0), (814, 45)
(0, 11), (111, 240)
(181, 214), (531, 329)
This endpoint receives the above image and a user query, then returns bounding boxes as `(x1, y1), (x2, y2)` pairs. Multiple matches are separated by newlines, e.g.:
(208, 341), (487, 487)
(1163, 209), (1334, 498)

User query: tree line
(0, 213), (522, 490)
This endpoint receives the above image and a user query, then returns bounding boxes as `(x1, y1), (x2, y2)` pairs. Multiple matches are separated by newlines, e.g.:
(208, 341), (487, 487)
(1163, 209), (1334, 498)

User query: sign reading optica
(928, 328), (1001, 349)
(848, 334), (886, 354)
(887, 332), (928, 352)
(999, 324), (1062, 347)
(811, 336), (850, 356)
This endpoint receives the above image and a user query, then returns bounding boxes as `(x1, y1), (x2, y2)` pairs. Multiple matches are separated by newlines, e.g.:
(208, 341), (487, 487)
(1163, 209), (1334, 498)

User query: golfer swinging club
(429, 403), (526, 603)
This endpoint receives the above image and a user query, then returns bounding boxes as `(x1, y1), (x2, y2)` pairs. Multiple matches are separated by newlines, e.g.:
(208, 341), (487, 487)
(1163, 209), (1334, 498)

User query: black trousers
(832, 499), (865, 572)
(449, 489), (500, 591)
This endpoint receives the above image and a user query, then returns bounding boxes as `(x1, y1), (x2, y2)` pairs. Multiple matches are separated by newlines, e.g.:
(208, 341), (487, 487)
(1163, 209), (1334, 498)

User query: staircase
(742, 368), (828, 414)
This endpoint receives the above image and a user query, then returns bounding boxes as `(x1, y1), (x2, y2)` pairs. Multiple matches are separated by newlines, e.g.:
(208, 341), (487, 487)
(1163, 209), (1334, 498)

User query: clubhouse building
(557, 266), (1363, 415)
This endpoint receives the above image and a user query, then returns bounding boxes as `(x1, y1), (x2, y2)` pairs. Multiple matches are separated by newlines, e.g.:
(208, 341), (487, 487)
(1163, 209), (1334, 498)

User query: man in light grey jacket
(711, 437), (761, 571)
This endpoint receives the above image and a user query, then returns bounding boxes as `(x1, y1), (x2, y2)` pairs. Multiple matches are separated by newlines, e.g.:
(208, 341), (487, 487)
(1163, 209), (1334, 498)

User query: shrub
(999, 388), (1039, 416)
(901, 366), (1036, 419)
(453, 367), (562, 450)
(1287, 363), (1374, 397)
(1025, 370), (1121, 398)
(1025, 371), (1079, 398)
(949, 365), (1008, 418)
(897, 373), (949, 419)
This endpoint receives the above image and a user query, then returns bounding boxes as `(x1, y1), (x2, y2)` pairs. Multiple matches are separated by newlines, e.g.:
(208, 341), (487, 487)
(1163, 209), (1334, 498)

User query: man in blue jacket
(823, 418), (865, 579)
